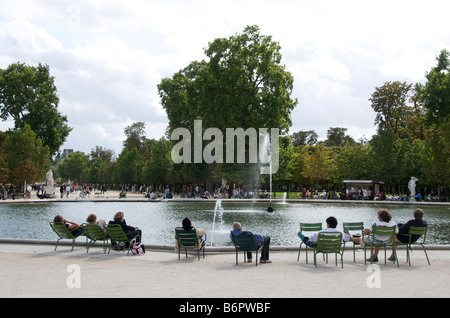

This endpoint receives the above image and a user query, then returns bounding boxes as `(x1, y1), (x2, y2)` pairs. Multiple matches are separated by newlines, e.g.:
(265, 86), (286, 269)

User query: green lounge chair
(363, 225), (399, 267)
(297, 223), (323, 263)
(49, 222), (85, 252)
(105, 224), (140, 255)
(82, 223), (109, 253)
(397, 226), (430, 266)
(230, 231), (263, 266)
(175, 227), (206, 260)
(313, 232), (345, 268)
(343, 222), (364, 262)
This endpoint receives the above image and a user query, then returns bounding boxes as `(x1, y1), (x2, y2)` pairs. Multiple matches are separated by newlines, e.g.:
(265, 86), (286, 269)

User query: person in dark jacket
(388, 208), (427, 261)
(230, 222), (271, 264)
(108, 211), (142, 245)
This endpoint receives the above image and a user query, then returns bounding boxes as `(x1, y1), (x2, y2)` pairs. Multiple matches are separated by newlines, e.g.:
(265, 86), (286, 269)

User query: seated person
(230, 222), (271, 264)
(349, 209), (398, 262)
(86, 213), (106, 232)
(108, 212), (142, 247)
(388, 208), (428, 261)
(415, 193), (423, 202)
(53, 215), (84, 236)
(174, 217), (206, 251)
(299, 216), (350, 248)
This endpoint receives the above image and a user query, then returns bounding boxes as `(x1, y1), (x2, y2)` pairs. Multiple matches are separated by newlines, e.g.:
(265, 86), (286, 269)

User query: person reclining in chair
(230, 222), (271, 264)
(299, 216), (351, 248)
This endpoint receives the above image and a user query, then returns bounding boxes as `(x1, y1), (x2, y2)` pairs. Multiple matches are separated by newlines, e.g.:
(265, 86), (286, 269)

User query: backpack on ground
(131, 242), (145, 255)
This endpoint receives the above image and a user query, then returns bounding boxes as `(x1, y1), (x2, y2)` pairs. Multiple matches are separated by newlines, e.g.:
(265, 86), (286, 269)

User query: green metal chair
(49, 222), (85, 252)
(297, 223), (323, 263)
(343, 222), (364, 262)
(313, 232), (345, 268)
(398, 226), (430, 266)
(82, 223), (109, 253)
(105, 224), (140, 255)
(230, 232), (263, 266)
(175, 228), (206, 260)
(363, 225), (399, 267)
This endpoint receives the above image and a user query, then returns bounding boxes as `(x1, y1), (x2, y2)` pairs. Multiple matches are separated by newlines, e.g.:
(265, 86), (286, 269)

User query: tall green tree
(158, 25), (298, 188)
(418, 49), (450, 126)
(302, 144), (335, 188)
(334, 144), (372, 181)
(142, 137), (173, 186)
(324, 127), (355, 147)
(369, 81), (413, 136)
(291, 130), (318, 146)
(112, 148), (143, 185)
(3, 124), (51, 185)
(57, 151), (88, 184)
(0, 62), (72, 156)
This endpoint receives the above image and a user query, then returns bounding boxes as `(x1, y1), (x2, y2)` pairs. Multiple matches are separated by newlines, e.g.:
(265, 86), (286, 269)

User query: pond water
(0, 201), (448, 246)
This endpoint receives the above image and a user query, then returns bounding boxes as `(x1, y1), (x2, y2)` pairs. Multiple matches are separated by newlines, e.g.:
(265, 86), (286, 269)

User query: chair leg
(422, 245), (430, 266)
(314, 251), (317, 268)
(305, 246), (309, 264)
(297, 243), (302, 261)
(393, 247), (399, 267)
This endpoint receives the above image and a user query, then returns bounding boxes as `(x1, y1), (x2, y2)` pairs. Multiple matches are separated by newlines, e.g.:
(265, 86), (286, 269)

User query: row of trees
(56, 39), (449, 197)
(0, 26), (448, 197)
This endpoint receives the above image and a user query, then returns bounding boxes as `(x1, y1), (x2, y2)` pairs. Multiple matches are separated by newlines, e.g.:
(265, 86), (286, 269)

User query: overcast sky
(0, 0), (448, 156)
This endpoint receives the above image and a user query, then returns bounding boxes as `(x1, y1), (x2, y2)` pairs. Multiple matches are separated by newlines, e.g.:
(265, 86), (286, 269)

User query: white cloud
(0, 0), (449, 155)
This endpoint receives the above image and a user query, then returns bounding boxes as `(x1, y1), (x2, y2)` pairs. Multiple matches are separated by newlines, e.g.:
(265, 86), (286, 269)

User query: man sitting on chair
(230, 222), (271, 264)
(299, 216), (351, 248)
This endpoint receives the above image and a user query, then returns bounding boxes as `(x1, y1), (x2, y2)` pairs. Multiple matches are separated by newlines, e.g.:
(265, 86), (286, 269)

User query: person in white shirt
(299, 216), (350, 247)
(349, 209), (398, 262)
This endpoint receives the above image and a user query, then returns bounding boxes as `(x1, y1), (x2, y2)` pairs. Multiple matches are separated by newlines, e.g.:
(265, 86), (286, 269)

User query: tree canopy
(0, 62), (72, 157)
(158, 25), (298, 188)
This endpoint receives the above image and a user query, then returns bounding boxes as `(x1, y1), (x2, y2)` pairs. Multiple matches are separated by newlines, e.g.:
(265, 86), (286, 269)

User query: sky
(0, 0), (448, 157)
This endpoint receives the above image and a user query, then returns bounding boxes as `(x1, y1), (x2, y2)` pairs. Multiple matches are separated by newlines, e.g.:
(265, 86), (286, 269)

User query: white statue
(408, 176), (418, 197)
(46, 170), (54, 187)
(46, 170), (55, 197)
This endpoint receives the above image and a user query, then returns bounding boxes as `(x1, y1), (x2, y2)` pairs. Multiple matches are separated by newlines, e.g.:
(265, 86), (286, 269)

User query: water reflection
(0, 201), (448, 246)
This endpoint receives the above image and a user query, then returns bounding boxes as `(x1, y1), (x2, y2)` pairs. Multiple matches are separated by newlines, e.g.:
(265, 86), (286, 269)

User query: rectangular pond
(0, 201), (448, 246)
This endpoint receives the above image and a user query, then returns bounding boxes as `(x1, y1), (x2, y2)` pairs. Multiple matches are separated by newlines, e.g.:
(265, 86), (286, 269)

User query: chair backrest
(316, 232), (343, 253)
(409, 226), (428, 244)
(300, 223), (322, 233)
(343, 222), (364, 231)
(175, 228), (199, 249)
(230, 232), (258, 251)
(50, 222), (75, 239)
(105, 224), (129, 242)
(82, 223), (107, 241)
(372, 225), (396, 243)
